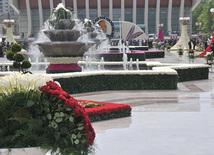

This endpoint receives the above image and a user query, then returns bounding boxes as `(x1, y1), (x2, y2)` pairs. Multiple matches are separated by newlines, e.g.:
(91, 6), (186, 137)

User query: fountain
(37, 3), (96, 73)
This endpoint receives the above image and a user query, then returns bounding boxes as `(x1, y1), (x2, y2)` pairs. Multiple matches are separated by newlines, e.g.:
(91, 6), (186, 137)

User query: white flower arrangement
(0, 72), (53, 95)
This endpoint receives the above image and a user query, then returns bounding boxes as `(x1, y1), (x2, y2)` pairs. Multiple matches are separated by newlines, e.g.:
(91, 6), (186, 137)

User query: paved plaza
(0, 51), (213, 155)
(72, 51), (214, 155)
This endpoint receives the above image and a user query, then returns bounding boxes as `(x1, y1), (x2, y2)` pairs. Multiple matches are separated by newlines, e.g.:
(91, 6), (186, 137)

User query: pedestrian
(192, 39), (196, 50)
(188, 40), (192, 49)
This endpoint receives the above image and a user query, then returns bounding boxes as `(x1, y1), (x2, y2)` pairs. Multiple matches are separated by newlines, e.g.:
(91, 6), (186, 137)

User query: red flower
(46, 81), (62, 90)
(58, 94), (67, 101)
(40, 86), (50, 93)
(49, 89), (61, 97)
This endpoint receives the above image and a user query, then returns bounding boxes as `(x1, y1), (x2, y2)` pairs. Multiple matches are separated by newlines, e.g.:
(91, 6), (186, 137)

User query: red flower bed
(78, 100), (132, 122)
(40, 81), (95, 145)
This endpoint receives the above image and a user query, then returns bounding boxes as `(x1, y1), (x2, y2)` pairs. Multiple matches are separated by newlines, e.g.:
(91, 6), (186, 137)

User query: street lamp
(179, 17), (190, 25)
(210, 8), (214, 17)
(158, 23), (164, 28)
(195, 22), (202, 35)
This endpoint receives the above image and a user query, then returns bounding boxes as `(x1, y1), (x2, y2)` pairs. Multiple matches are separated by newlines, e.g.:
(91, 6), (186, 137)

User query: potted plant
(0, 72), (95, 155)
(205, 52), (214, 71)
(177, 44), (183, 60)
(188, 49), (195, 63)
(166, 45), (171, 55)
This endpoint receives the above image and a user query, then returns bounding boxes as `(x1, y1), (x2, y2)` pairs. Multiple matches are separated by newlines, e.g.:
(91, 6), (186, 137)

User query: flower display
(0, 73), (95, 154)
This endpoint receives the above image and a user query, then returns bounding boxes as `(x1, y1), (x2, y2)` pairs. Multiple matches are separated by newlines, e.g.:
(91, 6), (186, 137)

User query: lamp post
(171, 17), (190, 50)
(3, 13), (16, 44)
(195, 22), (202, 35)
(158, 23), (164, 29)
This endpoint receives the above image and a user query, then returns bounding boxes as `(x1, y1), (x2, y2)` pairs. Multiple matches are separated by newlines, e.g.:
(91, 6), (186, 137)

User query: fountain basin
(37, 42), (93, 57)
(43, 30), (80, 41)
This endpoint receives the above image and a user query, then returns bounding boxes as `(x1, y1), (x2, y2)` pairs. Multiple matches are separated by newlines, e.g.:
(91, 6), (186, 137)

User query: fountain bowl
(43, 30), (81, 41)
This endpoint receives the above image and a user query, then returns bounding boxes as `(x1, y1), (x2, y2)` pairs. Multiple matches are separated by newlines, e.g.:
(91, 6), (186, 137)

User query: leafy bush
(22, 60), (32, 69)
(10, 43), (22, 53)
(13, 53), (25, 62)
(0, 73), (95, 154)
(6, 50), (15, 61)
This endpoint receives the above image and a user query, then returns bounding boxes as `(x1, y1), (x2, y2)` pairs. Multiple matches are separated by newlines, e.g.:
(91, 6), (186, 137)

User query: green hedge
(145, 51), (165, 59)
(175, 67), (209, 82)
(90, 53), (146, 61)
(129, 46), (149, 51)
(88, 109), (132, 122)
(110, 46), (148, 51)
(55, 74), (178, 94)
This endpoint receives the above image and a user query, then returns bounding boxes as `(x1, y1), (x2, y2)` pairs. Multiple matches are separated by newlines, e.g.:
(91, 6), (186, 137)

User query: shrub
(22, 60), (32, 69)
(6, 50), (15, 61)
(10, 43), (22, 53)
(13, 53), (25, 62)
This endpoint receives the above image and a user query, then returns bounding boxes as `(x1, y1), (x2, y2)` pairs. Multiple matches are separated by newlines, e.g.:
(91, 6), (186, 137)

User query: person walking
(188, 40), (192, 49)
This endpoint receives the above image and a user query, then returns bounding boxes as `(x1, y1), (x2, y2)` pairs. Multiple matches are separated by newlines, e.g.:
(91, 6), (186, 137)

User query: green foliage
(13, 53), (25, 62)
(22, 60), (32, 69)
(55, 74), (178, 94)
(10, 43), (22, 53)
(145, 51), (165, 59)
(175, 67), (209, 82)
(193, 0), (214, 33)
(12, 61), (20, 69)
(89, 109), (132, 122)
(6, 50), (15, 61)
(5, 43), (31, 71)
(0, 90), (92, 154)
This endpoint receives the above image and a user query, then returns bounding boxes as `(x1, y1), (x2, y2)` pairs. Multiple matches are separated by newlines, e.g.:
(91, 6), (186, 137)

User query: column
(121, 0), (124, 21)
(109, 0), (113, 20)
(38, 0), (44, 29)
(97, 0), (101, 17)
(85, 0), (90, 19)
(25, 0), (32, 37)
(133, 0), (137, 24)
(156, 0), (160, 37)
(62, 0), (66, 6)
(49, 0), (54, 14)
(144, 0), (148, 36)
(167, 0), (172, 35)
(180, 0), (185, 18)
(179, 0), (185, 30)
(73, 0), (78, 17)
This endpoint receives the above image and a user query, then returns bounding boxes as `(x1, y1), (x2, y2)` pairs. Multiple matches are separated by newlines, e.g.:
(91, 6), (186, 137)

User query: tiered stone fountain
(37, 4), (95, 73)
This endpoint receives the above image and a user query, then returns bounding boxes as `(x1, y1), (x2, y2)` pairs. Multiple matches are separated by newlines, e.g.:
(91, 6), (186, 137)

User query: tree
(6, 43), (31, 72)
(192, 0), (214, 33)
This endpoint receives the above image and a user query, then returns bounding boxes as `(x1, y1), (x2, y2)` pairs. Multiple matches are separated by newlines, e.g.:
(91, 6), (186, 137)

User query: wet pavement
(1, 50), (214, 155)
(72, 51), (214, 155)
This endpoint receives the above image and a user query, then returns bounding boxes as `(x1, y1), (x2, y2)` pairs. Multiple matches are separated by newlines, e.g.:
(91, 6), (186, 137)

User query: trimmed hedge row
(88, 53), (146, 61)
(129, 46), (149, 51)
(88, 109), (132, 122)
(55, 74), (178, 94)
(175, 67), (209, 82)
(145, 51), (165, 59)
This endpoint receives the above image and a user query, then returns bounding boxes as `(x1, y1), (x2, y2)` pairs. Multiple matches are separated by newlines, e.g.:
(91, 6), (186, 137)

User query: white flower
(0, 72), (53, 95)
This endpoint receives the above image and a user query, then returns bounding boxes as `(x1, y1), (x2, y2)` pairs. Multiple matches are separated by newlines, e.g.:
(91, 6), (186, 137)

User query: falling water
(123, 53), (128, 70)
(136, 59), (139, 70)
(100, 57), (104, 70)
(129, 58), (133, 70)
(2, 63), (5, 71)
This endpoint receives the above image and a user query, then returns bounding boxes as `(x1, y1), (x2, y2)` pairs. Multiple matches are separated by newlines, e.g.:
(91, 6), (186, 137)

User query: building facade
(9, 0), (201, 38)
